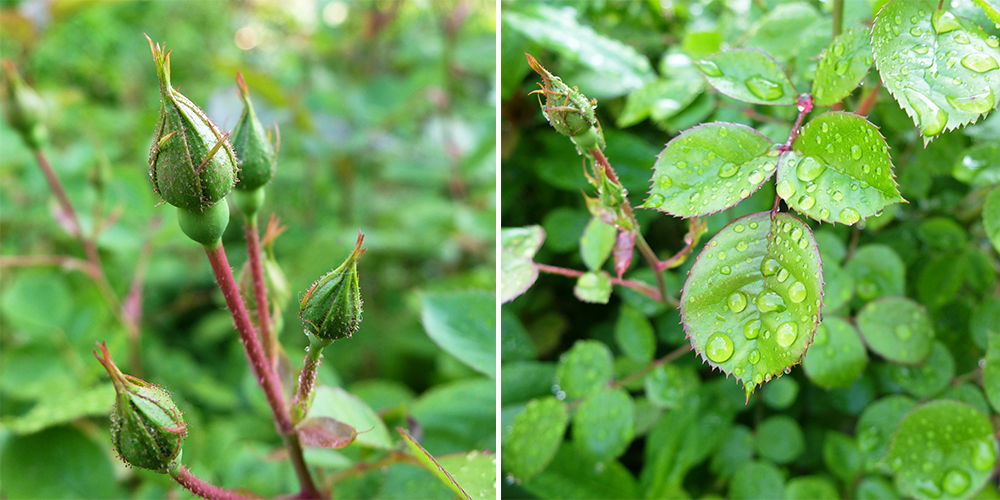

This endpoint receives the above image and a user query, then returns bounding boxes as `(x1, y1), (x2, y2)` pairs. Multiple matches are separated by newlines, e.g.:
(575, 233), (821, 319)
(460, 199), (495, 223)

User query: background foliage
(0, 0), (495, 498)
(501, 0), (1000, 498)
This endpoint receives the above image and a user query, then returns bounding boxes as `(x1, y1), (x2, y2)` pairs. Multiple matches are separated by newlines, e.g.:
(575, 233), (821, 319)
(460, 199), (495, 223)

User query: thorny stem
(588, 148), (671, 304)
(535, 263), (668, 303)
(245, 216), (277, 366)
(203, 243), (322, 499)
(778, 94), (814, 153)
(855, 80), (882, 117)
(170, 465), (256, 500)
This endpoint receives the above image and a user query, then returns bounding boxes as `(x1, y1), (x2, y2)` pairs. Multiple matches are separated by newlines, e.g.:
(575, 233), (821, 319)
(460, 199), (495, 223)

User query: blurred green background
(0, 0), (495, 498)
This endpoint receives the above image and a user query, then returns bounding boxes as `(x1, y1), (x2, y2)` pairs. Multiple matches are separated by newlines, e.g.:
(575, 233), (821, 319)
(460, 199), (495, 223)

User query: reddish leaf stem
(855, 80), (882, 117)
(535, 262), (666, 303)
(203, 243), (322, 499)
(610, 344), (692, 390)
(171, 464), (256, 500)
(245, 218), (277, 365)
(778, 94), (814, 153)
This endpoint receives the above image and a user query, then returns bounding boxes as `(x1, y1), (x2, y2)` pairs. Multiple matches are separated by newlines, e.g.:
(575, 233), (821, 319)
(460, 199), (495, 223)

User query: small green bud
(146, 35), (237, 214)
(231, 72), (276, 194)
(2, 59), (49, 149)
(94, 342), (186, 473)
(299, 232), (365, 342)
(525, 53), (605, 154)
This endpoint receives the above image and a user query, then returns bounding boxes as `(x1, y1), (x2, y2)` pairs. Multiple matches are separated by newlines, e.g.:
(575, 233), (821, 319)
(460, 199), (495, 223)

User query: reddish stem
(245, 219), (276, 365)
(855, 80), (882, 117)
(203, 243), (322, 499)
(292, 348), (324, 422)
(171, 465), (255, 500)
(535, 262), (662, 301)
(778, 94), (814, 153)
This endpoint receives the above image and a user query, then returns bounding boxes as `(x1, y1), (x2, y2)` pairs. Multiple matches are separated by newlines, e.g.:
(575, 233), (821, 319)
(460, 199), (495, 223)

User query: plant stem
(203, 242), (322, 499)
(611, 344), (692, 389)
(171, 464), (256, 500)
(535, 262), (666, 303)
(245, 216), (277, 366)
(855, 80), (882, 117)
(291, 339), (330, 424)
(832, 0), (844, 38)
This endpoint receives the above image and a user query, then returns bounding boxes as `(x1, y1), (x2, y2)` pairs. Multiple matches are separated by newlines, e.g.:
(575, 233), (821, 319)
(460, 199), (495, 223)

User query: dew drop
(910, 26), (923, 36)
(961, 53), (1000, 73)
(719, 126), (729, 137)
(798, 238), (808, 249)
(833, 43), (844, 57)
(932, 10), (961, 34)
(748, 170), (764, 184)
(718, 163), (739, 178)
(972, 440), (997, 471)
(788, 281), (807, 303)
(744, 320), (762, 339)
(943, 469), (971, 496)
(745, 76), (785, 101)
(776, 268), (790, 283)
(832, 190), (844, 202)
(796, 157), (826, 181)
(749, 349), (761, 364)
(798, 194), (816, 210)
(736, 241), (748, 251)
(757, 291), (787, 313)
(677, 160), (687, 169)
(646, 193), (665, 208)
(754, 373), (763, 383)
(821, 122), (829, 133)
(947, 90), (996, 113)
(706, 332), (734, 363)
(839, 207), (861, 225)
(761, 259), (781, 276)
(728, 291), (747, 313)
(776, 322), (797, 348)
(749, 221), (758, 229)
(776, 180), (796, 199)
(851, 144), (862, 160)
(954, 33), (971, 44)
(720, 265), (731, 275)
(718, 251), (727, 260)
(895, 324), (912, 340)
(734, 224), (745, 233)
(657, 175), (673, 189)
(695, 60), (723, 77)
(819, 207), (831, 219)
(903, 88), (948, 136)
(739, 188), (750, 198)
(988, 36), (1000, 48)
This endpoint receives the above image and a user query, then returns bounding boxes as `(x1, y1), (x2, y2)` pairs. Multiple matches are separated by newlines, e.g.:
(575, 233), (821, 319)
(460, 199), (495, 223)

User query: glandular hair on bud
(525, 53), (605, 154)
(146, 35), (237, 214)
(94, 342), (186, 473)
(231, 72), (276, 193)
(299, 232), (365, 342)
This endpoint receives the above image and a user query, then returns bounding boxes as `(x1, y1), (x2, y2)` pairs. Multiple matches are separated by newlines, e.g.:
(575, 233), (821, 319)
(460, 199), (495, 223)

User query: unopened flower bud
(2, 59), (48, 149)
(525, 53), (605, 154)
(146, 35), (237, 215)
(299, 232), (365, 342)
(94, 342), (186, 473)
(231, 72), (276, 194)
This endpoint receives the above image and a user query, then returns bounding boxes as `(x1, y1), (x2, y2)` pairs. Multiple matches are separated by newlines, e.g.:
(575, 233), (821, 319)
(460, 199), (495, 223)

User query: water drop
(851, 145), (862, 160)
(736, 241), (748, 252)
(719, 127), (729, 137)
(695, 60), (723, 77)
(720, 266), (731, 275)
(776, 268), (790, 283)
(895, 324), (912, 340)
(718, 163), (739, 178)
(954, 33), (971, 44)
(788, 281), (807, 303)
(718, 251), (727, 260)
(761, 259), (780, 276)
(797, 194), (816, 210)
(677, 160), (687, 169)
(821, 122), (829, 133)
(832, 190), (844, 201)
(953, 77), (963, 85)
(748, 170), (764, 184)
(744, 319), (762, 339)
(796, 157), (826, 181)
(739, 188), (750, 198)
(973, 440), (997, 471)
(658, 175), (673, 189)
(943, 469), (971, 496)
(754, 373), (763, 384)
(790, 227), (802, 240)
(913, 44), (929, 55)
(910, 26), (923, 37)
(749, 349), (760, 364)
(745, 76), (784, 101)
(835, 59), (850, 75)
(903, 88), (948, 136)
(734, 224), (745, 233)
(839, 207), (861, 225)
(706, 332), (734, 362)
(813, 324), (828, 345)
(749, 221), (758, 229)
(819, 207), (831, 219)
(833, 43), (844, 57)
(894, 15), (902, 25)
(932, 10), (961, 34)
(646, 193), (664, 208)
(961, 53), (1000, 73)
(776, 180), (796, 199)
(728, 291), (747, 313)
(776, 322), (797, 348)
(757, 291), (787, 313)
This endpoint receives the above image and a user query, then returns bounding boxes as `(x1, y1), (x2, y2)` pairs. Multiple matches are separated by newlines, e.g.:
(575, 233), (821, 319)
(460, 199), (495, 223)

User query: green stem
(832, 0), (844, 38)
(203, 242), (322, 499)
(291, 337), (332, 424)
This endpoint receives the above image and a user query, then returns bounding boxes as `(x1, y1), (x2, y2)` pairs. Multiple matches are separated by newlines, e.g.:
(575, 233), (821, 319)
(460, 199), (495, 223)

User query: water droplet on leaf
(961, 53), (1000, 73)
(728, 291), (747, 313)
(706, 332), (734, 362)
(776, 322), (797, 347)
(796, 157), (826, 181)
(776, 180), (796, 199)
(745, 320), (762, 339)
(839, 207), (861, 225)
(788, 281), (807, 303)
(695, 60), (723, 77)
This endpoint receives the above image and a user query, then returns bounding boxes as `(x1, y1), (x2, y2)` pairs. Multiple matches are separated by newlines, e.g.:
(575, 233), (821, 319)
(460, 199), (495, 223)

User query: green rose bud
(146, 35), (237, 214)
(2, 59), (49, 149)
(94, 342), (186, 473)
(525, 53), (605, 154)
(299, 232), (365, 342)
(231, 72), (276, 195)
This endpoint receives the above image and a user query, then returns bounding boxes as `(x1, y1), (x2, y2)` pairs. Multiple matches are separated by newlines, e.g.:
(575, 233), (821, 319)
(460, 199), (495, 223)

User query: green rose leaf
(555, 340), (614, 399)
(984, 186), (1000, 253)
(970, 0), (1000, 26)
(421, 290), (496, 378)
(681, 212), (823, 398)
(729, 461), (786, 500)
(614, 305), (655, 363)
(952, 143), (1000, 185)
(821, 264), (856, 312)
(785, 476), (840, 500)
(397, 427), (470, 499)
(985, 333), (1000, 413)
(580, 217), (616, 271)
(845, 244), (906, 300)
(782, 112), (904, 225)
(812, 28), (874, 106)
(885, 400), (998, 500)
(885, 341), (955, 398)
(824, 431), (863, 483)
(644, 364), (700, 409)
(802, 317), (868, 389)
(617, 78), (704, 128)
(436, 450), (496, 500)
(856, 296), (935, 364)
(503, 397), (568, 480)
(746, 3), (820, 62)
(756, 415), (805, 464)
(694, 49), (798, 105)
(857, 476), (903, 499)
(571, 387), (635, 461)
(856, 395), (919, 473)
(873, 0), (1000, 145)
(573, 271), (612, 304)
(643, 122), (776, 217)
(501, 225), (545, 303)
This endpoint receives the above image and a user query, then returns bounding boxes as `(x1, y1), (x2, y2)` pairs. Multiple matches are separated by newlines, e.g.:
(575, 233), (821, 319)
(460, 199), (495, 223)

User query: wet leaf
(856, 395), (919, 473)
(729, 461), (785, 500)
(746, 3), (820, 61)
(520, 443), (641, 499)
(984, 186), (1000, 253)
(421, 290), (496, 378)
(782, 112), (904, 225)
(571, 387), (634, 461)
(952, 143), (1000, 185)
(695, 49), (797, 105)
(985, 333), (1000, 414)
(681, 212), (823, 397)
(756, 415), (804, 464)
(501, 226), (545, 303)
(845, 244), (906, 300)
(297, 417), (357, 449)
(643, 364), (699, 409)
(614, 305), (655, 363)
(785, 476), (840, 500)
(503, 397), (568, 481)
(555, 340), (614, 399)
(813, 28), (874, 106)
(436, 450), (496, 500)
(643, 122), (776, 217)
(580, 217), (616, 271)
(397, 427), (471, 500)
(873, 0), (1000, 145)
(573, 271), (612, 304)
(802, 318), (868, 389)
(617, 78), (704, 128)
(885, 400), (998, 500)
(857, 296), (935, 364)
(824, 431), (863, 483)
